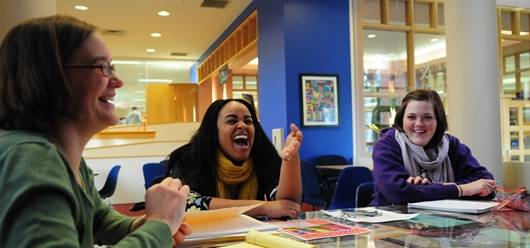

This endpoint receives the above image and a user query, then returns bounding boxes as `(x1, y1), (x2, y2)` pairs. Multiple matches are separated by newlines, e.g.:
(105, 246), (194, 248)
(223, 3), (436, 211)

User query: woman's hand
(281, 123), (303, 161)
(144, 177), (190, 234)
(460, 179), (497, 197)
(406, 176), (430, 185)
(259, 199), (301, 219)
(172, 222), (192, 246)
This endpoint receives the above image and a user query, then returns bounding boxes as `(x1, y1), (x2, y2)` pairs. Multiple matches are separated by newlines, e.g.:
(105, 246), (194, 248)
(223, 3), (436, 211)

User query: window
(112, 60), (194, 125)
(232, 74), (259, 115)
(356, 0), (446, 155)
(499, 7), (530, 162)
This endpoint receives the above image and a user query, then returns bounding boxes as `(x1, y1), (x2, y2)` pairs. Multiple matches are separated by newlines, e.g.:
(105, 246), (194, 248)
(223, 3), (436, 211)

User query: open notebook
(408, 199), (499, 214)
(183, 204), (277, 241)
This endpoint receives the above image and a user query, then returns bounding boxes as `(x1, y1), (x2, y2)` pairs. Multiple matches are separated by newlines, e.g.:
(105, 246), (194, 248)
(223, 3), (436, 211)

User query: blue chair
(129, 163), (166, 212)
(98, 165), (121, 199)
(143, 162), (167, 189)
(355, 182), (374, 208)
(300, 160), (326, 209)
(310, 154), (348, 205)
(328, 166), (372, 210)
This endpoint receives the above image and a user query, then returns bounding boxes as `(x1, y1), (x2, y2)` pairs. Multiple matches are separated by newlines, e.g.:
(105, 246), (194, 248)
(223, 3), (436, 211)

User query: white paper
(408, 199), (499, 214)
(321, 207), (419, 223)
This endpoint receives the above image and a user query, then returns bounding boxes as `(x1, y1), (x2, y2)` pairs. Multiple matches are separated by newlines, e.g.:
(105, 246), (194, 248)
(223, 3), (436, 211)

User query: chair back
(328, 166), (372, 210)
(98, 165), (121, 199)
(309, 154), (348, 205)
(310, 154), (347, 165)
(143, 162), (166, 189)
(355, 182), (375, 208)
(300, 160), (326, 208)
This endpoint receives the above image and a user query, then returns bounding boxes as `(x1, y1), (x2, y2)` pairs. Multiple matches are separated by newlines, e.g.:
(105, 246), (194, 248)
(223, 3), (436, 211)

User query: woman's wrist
(455, 184), (463, 197)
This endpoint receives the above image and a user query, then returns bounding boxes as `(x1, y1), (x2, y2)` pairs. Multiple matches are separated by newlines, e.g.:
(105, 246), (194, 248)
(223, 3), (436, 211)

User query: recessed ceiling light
(146, 48), (156, 53)
(367, 34), (376, 39)
(158, 10), (170, 16)
(430, 38), (439, 42)
(74, 5), (88, 11)
(150, 32), (162, 38)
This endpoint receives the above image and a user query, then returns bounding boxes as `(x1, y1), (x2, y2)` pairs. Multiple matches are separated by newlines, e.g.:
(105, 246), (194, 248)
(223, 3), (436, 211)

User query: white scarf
(395, 130), (455, 183)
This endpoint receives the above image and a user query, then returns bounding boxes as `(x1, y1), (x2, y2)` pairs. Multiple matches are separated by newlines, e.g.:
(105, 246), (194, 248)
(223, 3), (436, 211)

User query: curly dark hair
(0, 15), (96, 133)
(168, 99), (281, 197)
(392, 89), (448, 148)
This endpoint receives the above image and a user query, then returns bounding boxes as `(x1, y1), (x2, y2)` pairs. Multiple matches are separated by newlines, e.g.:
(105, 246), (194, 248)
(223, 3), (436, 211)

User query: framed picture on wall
(300, 74), (339, 127)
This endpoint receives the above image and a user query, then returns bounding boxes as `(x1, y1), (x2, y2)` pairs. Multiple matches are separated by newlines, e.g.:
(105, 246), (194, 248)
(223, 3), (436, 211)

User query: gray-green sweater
(0, 130), (172, 247)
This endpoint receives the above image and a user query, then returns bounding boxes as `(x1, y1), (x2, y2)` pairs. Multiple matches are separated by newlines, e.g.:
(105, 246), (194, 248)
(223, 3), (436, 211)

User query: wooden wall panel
(146, 83), (198, 124)
(173, 84), (198, 122)
(197, 79), (213, 121)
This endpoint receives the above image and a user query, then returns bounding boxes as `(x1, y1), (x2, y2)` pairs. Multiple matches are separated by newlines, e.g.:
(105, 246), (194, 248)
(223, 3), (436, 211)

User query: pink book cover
(272, 218), (370, 240)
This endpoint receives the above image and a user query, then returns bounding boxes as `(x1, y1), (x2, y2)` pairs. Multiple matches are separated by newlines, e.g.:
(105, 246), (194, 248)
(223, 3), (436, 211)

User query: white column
(0, 0), (56, 41)
(445, 0), (502, 180)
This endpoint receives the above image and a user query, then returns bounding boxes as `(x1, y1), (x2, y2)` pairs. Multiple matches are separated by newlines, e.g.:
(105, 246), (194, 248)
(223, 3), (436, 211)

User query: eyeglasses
(64, 63), (115, 77)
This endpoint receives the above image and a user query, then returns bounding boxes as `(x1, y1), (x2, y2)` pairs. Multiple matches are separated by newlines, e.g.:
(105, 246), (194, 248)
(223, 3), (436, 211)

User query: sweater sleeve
(447, 135), (494, 184)
(372, 129), (459, 206)
(0, 142), (86, 247)
(0, 137), (173, 248)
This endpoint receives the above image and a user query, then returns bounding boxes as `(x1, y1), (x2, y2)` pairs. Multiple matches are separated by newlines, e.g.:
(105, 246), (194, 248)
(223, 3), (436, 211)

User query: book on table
(183, 204), (277, 242)
(408, 199), (499, 214)
(220, 230), (315, 248)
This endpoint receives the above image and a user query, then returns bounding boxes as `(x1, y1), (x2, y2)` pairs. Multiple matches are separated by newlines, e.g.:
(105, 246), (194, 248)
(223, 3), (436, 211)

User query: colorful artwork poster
(301, 75), (339, 126)
(277, 218), (370, 240)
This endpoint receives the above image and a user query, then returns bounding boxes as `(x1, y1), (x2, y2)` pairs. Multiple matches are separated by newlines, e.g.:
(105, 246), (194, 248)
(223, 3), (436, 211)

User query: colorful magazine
(272, 218), (370, 240)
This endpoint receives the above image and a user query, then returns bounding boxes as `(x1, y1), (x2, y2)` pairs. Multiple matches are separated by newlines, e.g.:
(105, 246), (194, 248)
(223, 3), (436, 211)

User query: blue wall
(256, 0), (288, 136)
(257, 0), (353, 160)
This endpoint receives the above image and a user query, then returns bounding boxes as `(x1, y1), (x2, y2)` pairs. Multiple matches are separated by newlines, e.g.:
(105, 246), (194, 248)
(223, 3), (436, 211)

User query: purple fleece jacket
(371, 128), (494, 206)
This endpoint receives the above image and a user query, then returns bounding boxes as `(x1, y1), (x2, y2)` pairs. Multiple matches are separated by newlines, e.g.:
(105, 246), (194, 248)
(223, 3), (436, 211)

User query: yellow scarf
(216, 151), (257, 199)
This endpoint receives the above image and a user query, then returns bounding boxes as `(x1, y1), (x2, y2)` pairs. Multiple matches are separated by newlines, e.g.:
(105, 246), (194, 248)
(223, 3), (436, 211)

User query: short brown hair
(392, 89), (448, 147)
(0, 15), (96, 133)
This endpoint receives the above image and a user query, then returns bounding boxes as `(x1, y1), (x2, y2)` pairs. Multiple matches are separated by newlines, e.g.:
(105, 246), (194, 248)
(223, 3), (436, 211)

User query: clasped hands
(406, 175), (497, 197)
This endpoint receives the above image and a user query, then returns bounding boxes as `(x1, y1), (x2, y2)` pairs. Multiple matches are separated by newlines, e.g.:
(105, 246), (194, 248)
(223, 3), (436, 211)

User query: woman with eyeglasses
(0, 15), (190, 247)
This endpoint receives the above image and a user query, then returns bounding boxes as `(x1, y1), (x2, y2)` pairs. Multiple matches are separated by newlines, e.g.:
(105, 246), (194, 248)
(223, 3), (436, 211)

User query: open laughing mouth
(233, 133), (249, 148)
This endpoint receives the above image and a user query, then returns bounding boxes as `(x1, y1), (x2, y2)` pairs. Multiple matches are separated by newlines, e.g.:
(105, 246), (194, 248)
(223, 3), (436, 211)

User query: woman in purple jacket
(371, 89), (496, 206)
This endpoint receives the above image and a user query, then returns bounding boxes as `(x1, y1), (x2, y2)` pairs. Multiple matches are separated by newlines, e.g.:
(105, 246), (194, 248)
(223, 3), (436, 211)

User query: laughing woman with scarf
(167, 99), (303, 218)
(371, 89), (496, 206)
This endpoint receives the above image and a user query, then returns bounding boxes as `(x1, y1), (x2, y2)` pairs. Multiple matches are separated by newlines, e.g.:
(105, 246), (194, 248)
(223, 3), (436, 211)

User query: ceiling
(56, 0), (252, 112)
(56, 0), (252, 60)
